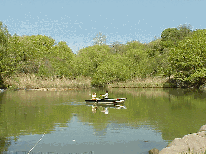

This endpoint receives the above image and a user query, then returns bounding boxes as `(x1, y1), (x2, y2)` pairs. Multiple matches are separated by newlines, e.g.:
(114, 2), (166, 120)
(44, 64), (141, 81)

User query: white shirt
(92, 93), (96, 100)
(104, 93), (108, 98)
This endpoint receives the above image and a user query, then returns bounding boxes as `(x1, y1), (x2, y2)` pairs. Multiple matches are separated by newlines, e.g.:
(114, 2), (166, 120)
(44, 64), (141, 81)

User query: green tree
(0, 22), (9, 51)
(124, 48), (152, 78)
(161, 28), (180, 42)
(47, 41), (74, 78)
(5, 35), (55, 75)
(0, 22), (10, 76)
(160, 24), (192, 50)
(91, 55), (129, 86)
(169, 29), (206, 88)
(148, 24), (193, 79)
(146, 38), (162, 57)
(1, 34), (20, 76)
(74, 45), (110, 77)
(177, 24), (192, 40)
(110, 41), (126, 54)
(125, 41), (145, 51)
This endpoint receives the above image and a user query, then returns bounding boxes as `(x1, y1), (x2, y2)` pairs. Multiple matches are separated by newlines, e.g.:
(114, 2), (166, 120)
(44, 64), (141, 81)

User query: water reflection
(86, 103), (127, 114)
(115, 105), (127, 110)
(0, 89), (205, 154)
(101, 107), (109, 114)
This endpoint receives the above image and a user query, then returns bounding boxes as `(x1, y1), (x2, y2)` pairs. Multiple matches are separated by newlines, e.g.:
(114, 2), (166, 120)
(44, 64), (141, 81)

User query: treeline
(0, 22), (206, 88)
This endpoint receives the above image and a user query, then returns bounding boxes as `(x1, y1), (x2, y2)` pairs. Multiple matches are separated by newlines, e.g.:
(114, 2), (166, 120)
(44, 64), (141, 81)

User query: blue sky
(0, 0), (206, 53)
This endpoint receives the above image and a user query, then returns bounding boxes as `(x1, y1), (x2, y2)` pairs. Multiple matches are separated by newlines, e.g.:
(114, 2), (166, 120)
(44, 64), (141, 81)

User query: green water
(0, 88), (205, 154)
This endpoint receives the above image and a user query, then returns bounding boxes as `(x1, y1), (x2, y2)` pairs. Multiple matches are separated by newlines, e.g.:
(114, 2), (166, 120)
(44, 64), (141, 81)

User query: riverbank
(149, 125), (206, 154)
(2, 74), (173, 90)
(3, 74), (92, 90)
(1, 74), (205, 90)
(107, 77), (171, 88)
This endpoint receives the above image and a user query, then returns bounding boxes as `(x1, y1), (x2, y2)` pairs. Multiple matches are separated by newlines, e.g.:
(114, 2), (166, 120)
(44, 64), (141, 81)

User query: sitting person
(102, 91), (108, 99)
(92, 92), (96, 100)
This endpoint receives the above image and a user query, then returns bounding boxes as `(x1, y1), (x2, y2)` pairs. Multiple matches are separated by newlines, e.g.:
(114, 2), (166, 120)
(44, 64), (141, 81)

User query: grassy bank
(2, 74), (173, 90)
(3, 74), (92, 90)
(107, 77), (170, 88)
(2, 74), (197, 90)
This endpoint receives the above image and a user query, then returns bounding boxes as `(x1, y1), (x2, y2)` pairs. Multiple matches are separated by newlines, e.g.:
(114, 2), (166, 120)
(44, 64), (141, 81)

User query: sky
(0, 0), (206, 53)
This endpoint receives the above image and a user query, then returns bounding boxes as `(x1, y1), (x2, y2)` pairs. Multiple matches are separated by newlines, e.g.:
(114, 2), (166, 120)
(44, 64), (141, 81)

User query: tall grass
(3, 74), (172, 90)
(107, 77), (169, 88)
(4, 74), (92, 90)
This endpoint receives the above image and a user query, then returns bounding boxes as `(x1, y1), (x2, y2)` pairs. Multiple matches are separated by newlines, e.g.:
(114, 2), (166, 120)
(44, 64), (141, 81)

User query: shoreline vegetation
(0, 22), (206, 90)
(107, 77), (169, 88)
(4, 74), (92, 90)
(3, 74), (205, 91)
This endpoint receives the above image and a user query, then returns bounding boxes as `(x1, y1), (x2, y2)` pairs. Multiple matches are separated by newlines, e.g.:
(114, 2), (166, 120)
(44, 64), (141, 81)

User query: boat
(85, 98), (127, 105)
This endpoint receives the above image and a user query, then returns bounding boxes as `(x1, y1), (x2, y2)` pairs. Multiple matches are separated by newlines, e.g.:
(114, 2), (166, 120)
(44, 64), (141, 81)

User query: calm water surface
(0, 88), (205, 154)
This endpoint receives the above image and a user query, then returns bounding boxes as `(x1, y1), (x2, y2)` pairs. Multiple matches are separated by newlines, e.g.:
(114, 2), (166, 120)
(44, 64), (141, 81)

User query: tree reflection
(0, 137), (11, 152)
(0, 88), (205, 151)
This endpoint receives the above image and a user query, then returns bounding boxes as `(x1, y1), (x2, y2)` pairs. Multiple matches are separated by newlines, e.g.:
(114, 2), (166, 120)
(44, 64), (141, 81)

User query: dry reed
(108, 77), (169, 88)
(4, 74), (92, 90)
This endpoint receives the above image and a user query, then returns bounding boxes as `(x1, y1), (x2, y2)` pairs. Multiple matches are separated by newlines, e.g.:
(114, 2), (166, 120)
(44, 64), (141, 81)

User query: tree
(177, 24), (192, 40)
(160, 24), (192, 50)
(48, 41), (74, 78)
(5, 35), (56, 75)
(110, 41), (125, 54)
(91, 54), (129, 86)
(161, 28), (179, 42)
(0, 22), (10, 75)
(169, 29), (206, 88)
(93, 32), (106, 45)
(74, 45), (110, 77)
(0, 22), (9, 49)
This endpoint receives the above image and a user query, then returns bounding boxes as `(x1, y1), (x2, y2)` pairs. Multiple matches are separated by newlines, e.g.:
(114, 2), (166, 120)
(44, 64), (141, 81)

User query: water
(0, 88), (205, 154)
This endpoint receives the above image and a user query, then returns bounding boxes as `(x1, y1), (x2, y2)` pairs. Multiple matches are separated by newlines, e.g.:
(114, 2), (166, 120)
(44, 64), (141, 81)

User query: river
(0, 88), (205, 154)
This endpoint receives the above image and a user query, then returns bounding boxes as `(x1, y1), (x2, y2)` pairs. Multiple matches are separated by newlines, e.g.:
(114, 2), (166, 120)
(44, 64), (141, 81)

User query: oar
(28, 133), (45, 154)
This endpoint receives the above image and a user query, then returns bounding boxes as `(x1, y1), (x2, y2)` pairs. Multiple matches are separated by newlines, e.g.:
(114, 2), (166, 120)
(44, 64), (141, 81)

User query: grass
(3, 75), (174, 90)
(4, 74), (92, 90)
(107, 76), (170, 88)
(4, 74), (202, 90)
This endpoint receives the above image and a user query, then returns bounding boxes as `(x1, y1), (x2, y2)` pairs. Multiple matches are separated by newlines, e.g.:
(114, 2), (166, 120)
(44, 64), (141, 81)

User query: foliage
(0, 22), (10, 76)
(46, 41), (74, 78)
(74, 45), (111, 77)
(160, 24), (192, 50)
(110, 41), (126, 54)
(0, 34), (56, 76)
(0, 21), (205, 88)
(91, 55), (129, 86)
(169, 29), (206, 88)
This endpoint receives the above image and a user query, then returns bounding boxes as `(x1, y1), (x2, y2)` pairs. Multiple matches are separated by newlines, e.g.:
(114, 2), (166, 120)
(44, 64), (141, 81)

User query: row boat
(85, 98), (127, 104)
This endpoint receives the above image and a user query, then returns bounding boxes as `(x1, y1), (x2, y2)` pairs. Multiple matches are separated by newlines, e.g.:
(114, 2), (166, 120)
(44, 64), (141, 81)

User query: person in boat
(92, 92), (96, 100)
(101, 91), (108, 99)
